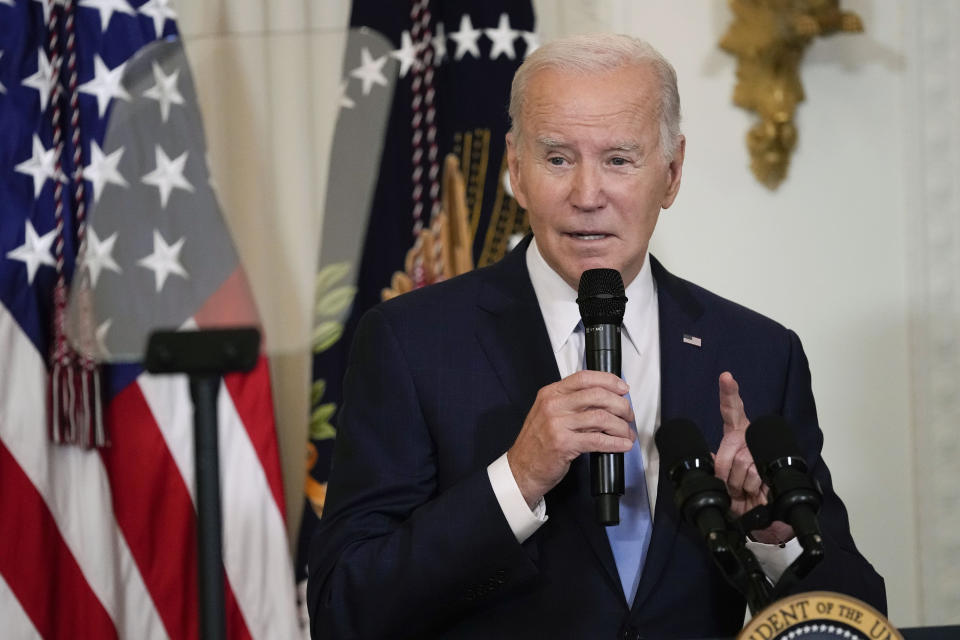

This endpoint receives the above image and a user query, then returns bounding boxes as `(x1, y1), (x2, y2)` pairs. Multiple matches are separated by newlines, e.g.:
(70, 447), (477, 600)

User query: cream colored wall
(177, 0), (960, 628)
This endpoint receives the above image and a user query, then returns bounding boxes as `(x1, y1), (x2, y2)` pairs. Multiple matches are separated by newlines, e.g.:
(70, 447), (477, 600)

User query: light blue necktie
(576, 321), (652, 603)
(604, 391), (653, 605)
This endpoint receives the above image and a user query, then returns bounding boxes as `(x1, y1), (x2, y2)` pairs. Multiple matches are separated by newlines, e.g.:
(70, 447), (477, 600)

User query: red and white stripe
(0, 572), (42, 640)
(0, 303), (299, 639)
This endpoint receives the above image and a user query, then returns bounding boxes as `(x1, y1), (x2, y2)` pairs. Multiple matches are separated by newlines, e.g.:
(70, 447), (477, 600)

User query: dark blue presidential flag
(297, 0), (536, 592)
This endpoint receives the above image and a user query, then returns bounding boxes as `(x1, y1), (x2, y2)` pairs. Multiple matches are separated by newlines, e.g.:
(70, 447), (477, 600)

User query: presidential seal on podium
(739, 591), (901, 640)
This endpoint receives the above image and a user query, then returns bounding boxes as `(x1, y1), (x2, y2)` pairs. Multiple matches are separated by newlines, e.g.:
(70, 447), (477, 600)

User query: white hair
(508, 33), (682, 160)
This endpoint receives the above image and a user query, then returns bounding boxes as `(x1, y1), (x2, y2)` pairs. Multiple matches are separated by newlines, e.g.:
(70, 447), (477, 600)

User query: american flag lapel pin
(682, 334), (702, 348)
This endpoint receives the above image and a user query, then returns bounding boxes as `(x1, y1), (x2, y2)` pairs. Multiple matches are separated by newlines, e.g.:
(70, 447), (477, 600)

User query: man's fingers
(564, 409), (635, 441)
(742, 464), (764, 498)
(536, 386), (632, 424)
(714, 445), (734, 482)
(725, 448), (757, 498)
(578, 431), (635, 454)
(561, 369), (629, 395)
(715, 374), (767, 512)
(718, 371), (739, 397)
(562, 386), (634, 422)
(718, 371), (749, 433)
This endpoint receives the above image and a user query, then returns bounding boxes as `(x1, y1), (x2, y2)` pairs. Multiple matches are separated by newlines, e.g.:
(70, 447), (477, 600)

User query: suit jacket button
(620, 625), (642, 640)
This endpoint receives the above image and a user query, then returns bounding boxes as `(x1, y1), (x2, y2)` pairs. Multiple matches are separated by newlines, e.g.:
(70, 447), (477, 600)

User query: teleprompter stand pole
(191, 374), (226, 640)
(145, 328), (261, 640)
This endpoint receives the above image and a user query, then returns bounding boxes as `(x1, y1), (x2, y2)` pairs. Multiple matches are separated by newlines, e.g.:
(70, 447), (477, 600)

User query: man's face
(506, 64), (685, 290)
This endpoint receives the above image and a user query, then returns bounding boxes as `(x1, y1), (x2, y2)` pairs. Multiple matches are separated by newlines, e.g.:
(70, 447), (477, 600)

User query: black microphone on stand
(577, 268), (628, 526)
(656, 417), (775, 613)
(655, 418), (733, 556)
(745, 415), (824, 564)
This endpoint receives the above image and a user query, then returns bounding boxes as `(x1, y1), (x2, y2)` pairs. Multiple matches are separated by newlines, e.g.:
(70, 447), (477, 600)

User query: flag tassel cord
(45, 0), (106, 448)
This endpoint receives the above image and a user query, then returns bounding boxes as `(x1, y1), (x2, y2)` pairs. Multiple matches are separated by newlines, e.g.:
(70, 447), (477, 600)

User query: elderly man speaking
(308, 33), (885, 639)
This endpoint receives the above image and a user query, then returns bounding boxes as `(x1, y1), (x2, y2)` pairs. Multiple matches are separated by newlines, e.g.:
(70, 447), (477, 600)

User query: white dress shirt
(486, 238), (800, 581)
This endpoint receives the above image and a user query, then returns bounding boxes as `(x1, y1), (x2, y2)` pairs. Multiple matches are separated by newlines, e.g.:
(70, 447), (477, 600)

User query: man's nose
(569, 164), (605, 211)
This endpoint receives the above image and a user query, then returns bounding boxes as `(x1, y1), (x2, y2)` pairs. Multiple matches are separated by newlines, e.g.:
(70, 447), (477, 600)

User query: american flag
(0, 1), (298, 638)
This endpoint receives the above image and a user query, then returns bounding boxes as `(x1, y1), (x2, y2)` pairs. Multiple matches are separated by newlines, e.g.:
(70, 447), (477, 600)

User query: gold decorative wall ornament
(720, 0), (863, 188)
(382, 153), (475, 300)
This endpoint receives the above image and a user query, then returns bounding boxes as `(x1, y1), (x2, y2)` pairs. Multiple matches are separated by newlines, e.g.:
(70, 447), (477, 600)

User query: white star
(79, 55), (131, 118)
(390, 30), (421, 79)
(32, 0), (65, 25)
(431, 22), (447, 64)
(142, 61), (184, 122)
(6, 220), (56, 284)
(15, 134), (60, 198)
(79, 0), (134, 31)
(337, 79), (355, 110)
(137, 229), (188, 292)
(95, 318), (112, 358)
(484, 13), (519, 60)
(141, 146), (193, 208)
(522, 31), (539, 57)
(0, 52), (6, 94)
(84, 140), (128, 203)
(349, 48), (388, 96)
(138, 0), (177, 38)
(82, 227), (121, 287)
(22, 48), (56, 112)
(449, 14), (481, 60)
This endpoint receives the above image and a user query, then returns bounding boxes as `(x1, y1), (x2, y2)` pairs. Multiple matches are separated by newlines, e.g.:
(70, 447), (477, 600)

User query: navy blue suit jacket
(308, 238), (885, 639)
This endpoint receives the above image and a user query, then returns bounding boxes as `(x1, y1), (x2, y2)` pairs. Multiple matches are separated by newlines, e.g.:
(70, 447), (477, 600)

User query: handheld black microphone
(577, 268), (627, 526)
(745, 415), (824, 558)
(655, 418), (733, 557)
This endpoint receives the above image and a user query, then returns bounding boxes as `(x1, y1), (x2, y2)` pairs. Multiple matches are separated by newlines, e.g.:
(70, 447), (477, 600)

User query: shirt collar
(526, 237), (656, 357)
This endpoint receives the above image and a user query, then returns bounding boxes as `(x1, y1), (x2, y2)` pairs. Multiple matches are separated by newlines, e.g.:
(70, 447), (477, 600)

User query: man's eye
(547, 156), (566, 166)
(610, 157), (628, 166)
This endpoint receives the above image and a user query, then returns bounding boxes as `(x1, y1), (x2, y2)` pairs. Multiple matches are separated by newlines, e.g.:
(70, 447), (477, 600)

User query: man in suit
(308, 33), (885, 639)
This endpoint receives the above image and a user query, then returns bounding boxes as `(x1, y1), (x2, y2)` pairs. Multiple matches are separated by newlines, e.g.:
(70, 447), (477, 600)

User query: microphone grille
(745, 415), (803, 470)
(655, 418), (710, 471)
(577, 268), (627, 325)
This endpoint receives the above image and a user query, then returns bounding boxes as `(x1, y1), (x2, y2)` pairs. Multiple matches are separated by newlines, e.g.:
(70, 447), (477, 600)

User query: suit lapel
(474, 238), (625, 598)
(475, 239), (558, 416)
(631, 256), (720, 612)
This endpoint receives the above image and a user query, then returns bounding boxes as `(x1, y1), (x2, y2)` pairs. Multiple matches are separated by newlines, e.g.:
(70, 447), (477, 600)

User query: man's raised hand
(715, 371), (794, 544)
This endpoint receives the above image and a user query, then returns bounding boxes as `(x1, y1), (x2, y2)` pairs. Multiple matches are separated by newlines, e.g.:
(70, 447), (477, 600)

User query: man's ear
(661, 134), (685, 210)
(505, 131), (528, 209)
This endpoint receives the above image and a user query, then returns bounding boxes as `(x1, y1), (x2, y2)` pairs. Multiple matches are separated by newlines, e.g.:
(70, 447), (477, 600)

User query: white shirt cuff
(487, 453), (547, 543)
(745, 536), (803, 584)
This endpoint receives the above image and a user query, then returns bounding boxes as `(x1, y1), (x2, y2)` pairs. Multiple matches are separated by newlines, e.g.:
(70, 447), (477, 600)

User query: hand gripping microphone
(745, 415), (824, 559)
(655, 418), (733, 556)
(577, 268), (627, 526)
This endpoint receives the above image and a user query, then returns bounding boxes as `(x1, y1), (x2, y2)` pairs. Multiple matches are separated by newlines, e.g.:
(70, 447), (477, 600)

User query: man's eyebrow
(533, 138), (643, 152)
(535, 136), (568, 148)
(531, 138), (644, 156)
(608, 142), (641, 153)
